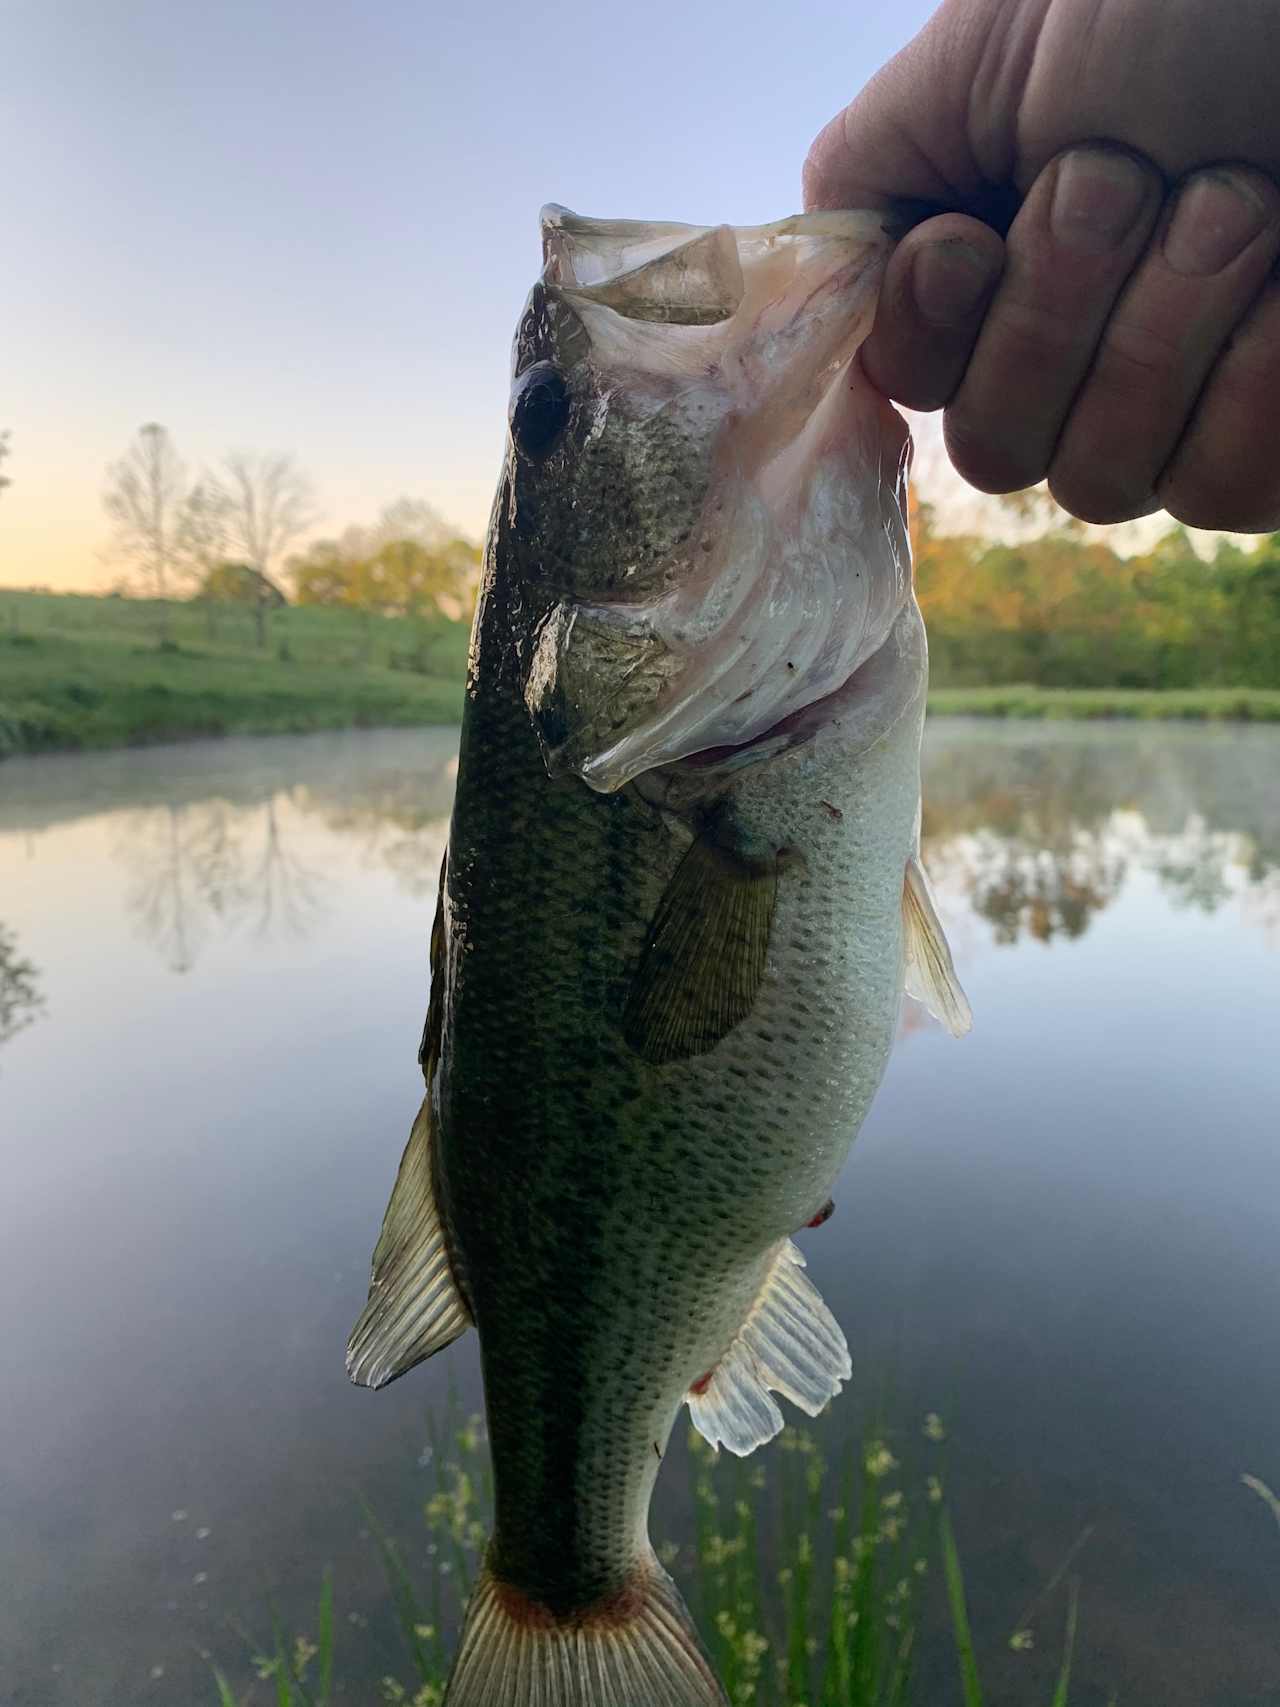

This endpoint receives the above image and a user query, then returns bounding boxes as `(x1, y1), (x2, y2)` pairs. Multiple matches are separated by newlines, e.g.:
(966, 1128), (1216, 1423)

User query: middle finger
(942, 146), (1164, 495)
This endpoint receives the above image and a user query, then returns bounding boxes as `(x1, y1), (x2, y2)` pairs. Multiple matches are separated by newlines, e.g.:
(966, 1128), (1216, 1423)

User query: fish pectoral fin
(446, 1550), (727, 1707)
(623, 835), (777, 1065)
(687, 1241), (851, 1457)
(902, 854), (973, 1038)
(346, 1096), (472, 1390)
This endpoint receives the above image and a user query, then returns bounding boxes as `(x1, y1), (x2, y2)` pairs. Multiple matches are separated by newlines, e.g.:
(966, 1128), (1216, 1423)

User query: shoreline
(4, 684), (1279, 761)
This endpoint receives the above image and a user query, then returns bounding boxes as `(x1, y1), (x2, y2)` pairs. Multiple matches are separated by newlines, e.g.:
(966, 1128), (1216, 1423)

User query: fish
(347, 203), (971, 1707)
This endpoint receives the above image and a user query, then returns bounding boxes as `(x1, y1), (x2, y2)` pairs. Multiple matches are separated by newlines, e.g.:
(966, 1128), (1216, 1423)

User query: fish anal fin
(444, 1551), (727, 1707)
(687, 1241), (851, 1457)
(623, 836), (777, 1065)
(346, 1095), (472, 1390)
(902, 854), (972, 1038)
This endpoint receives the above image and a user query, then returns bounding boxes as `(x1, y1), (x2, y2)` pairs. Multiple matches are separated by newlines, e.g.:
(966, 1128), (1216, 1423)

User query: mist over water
(1, 722), (1277, 1705)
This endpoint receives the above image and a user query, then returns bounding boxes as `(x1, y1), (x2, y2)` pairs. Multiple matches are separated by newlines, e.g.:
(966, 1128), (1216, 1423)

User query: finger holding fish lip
(940, 145), (1166, 499)
(1048, 164), (1280, 523)
(1157, 274), (1280, 532)
(858, 213), (1006, 411)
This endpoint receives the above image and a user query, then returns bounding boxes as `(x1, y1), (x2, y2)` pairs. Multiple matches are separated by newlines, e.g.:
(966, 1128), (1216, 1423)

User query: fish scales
(349, 204), (970, 1707)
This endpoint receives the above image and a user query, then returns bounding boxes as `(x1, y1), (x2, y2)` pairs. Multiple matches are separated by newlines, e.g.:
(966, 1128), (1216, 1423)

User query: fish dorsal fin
(348, 850), (472, 1390)
(902, 854), (972, 1037)
(687, 1241), (851, 1456)
(569, 225), (744, 325)
(623, 834), (777, 1065)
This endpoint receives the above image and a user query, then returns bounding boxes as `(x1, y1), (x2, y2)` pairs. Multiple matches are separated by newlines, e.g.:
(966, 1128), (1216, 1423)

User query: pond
(2, 721), (1277, 1706)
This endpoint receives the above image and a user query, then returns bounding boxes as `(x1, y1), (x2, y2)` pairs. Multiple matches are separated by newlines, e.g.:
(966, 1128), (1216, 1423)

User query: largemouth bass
(348, 204), (970, 1707)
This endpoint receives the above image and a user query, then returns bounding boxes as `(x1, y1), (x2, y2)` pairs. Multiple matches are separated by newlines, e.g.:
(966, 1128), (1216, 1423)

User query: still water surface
(1, 722), (1278, 1705)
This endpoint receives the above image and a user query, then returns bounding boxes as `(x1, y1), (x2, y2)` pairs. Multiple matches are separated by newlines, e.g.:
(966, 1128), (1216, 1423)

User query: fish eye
(510, 362), (570, 460)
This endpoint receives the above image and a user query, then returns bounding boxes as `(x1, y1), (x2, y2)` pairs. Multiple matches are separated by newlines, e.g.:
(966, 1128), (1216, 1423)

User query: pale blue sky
(2, 0), (941, 587)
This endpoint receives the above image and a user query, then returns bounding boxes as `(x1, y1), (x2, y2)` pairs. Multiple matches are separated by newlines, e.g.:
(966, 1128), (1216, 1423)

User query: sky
(2, 0), (956, 588)
(1, 0), (1200, 593)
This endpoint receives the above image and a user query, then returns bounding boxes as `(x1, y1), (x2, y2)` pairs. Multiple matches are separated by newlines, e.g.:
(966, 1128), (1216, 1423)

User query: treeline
(914, 498), (1280, 689)
(285, 502), (479, 622)
(87, 423), (479, 648)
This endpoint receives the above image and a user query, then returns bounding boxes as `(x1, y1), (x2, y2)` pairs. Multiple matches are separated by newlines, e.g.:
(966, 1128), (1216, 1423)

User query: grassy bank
(211, 1412), (1092, 1707)
(0, 591), (468, 757)
(5, 591), (1279, 760)
(926, 685), (1280, 721)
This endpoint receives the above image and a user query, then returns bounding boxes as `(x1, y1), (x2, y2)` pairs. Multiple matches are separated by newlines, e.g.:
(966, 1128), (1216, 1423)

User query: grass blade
(1049, 1581), (1079, 1707)
(316, 1569), (334, 1706)
(1242, 1473), (1280, 1535)
(209, 1667), (239, 1707)
(360, 1501), (433, 1683)
(939, 1510), (983, 1707)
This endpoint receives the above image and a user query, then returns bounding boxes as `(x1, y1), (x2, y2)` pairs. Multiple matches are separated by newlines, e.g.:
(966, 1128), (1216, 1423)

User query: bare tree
(175, 481), (231, 637)
(102, 423), (188, 641)
(212, 452), (317, 648)
(0, 432), (12, 500)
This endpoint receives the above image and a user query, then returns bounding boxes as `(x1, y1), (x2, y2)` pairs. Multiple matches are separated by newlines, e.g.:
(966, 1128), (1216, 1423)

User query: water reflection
(117, 799), (324, 972)
(1, 722), (1277, 1707)
(23, 734), (464, 971)
(921, 723), (1280, 947)
(0, 919), (44, 1048)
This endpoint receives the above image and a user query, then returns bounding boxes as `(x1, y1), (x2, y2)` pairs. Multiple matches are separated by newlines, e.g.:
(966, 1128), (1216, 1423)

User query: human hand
(804, 0), (1280, 530)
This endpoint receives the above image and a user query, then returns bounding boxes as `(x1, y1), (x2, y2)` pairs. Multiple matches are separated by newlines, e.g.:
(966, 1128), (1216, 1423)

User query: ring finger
(1049, 166), (1280, 522)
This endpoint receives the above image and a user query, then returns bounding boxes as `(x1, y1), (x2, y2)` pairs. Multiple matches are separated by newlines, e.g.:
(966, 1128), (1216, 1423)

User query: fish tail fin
(444, 1550), (728, 1707)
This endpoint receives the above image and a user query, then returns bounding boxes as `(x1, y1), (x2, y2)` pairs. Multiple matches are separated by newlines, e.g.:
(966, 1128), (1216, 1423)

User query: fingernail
(1050, 148), (1151, 254)
(911, 239), (997, 325)
(1164, 169), (1269, 276)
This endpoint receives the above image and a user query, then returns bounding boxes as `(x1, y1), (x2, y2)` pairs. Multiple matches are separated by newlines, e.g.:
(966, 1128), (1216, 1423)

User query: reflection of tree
(1241, 870), (1280, 950)
(921, 729), (1280, 948)
(939, 832), (1126, 944)
(291, 759), (453, 899)
(0, 922), (44, 1048)
(245, 798), (322, 937)
(1147, 814), (1237, 915)
(126, 804), (210, 973)
(117, 796), (323, 972)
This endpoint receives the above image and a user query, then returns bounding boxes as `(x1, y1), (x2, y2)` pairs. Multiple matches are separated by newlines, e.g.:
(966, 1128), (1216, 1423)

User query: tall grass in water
(209, 1409), (1087, 1706)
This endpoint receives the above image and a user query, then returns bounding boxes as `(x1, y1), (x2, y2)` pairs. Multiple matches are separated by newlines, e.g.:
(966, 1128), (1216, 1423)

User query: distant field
(927, 685), (1280, 721)
(0, 590), (469, 757)
(4, 591), (1278, 759)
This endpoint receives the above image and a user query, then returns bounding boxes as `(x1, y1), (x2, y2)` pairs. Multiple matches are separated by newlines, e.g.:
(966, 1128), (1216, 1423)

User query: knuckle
(1083, 317), (1190, 425)
(988, 290), (1083, 365)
